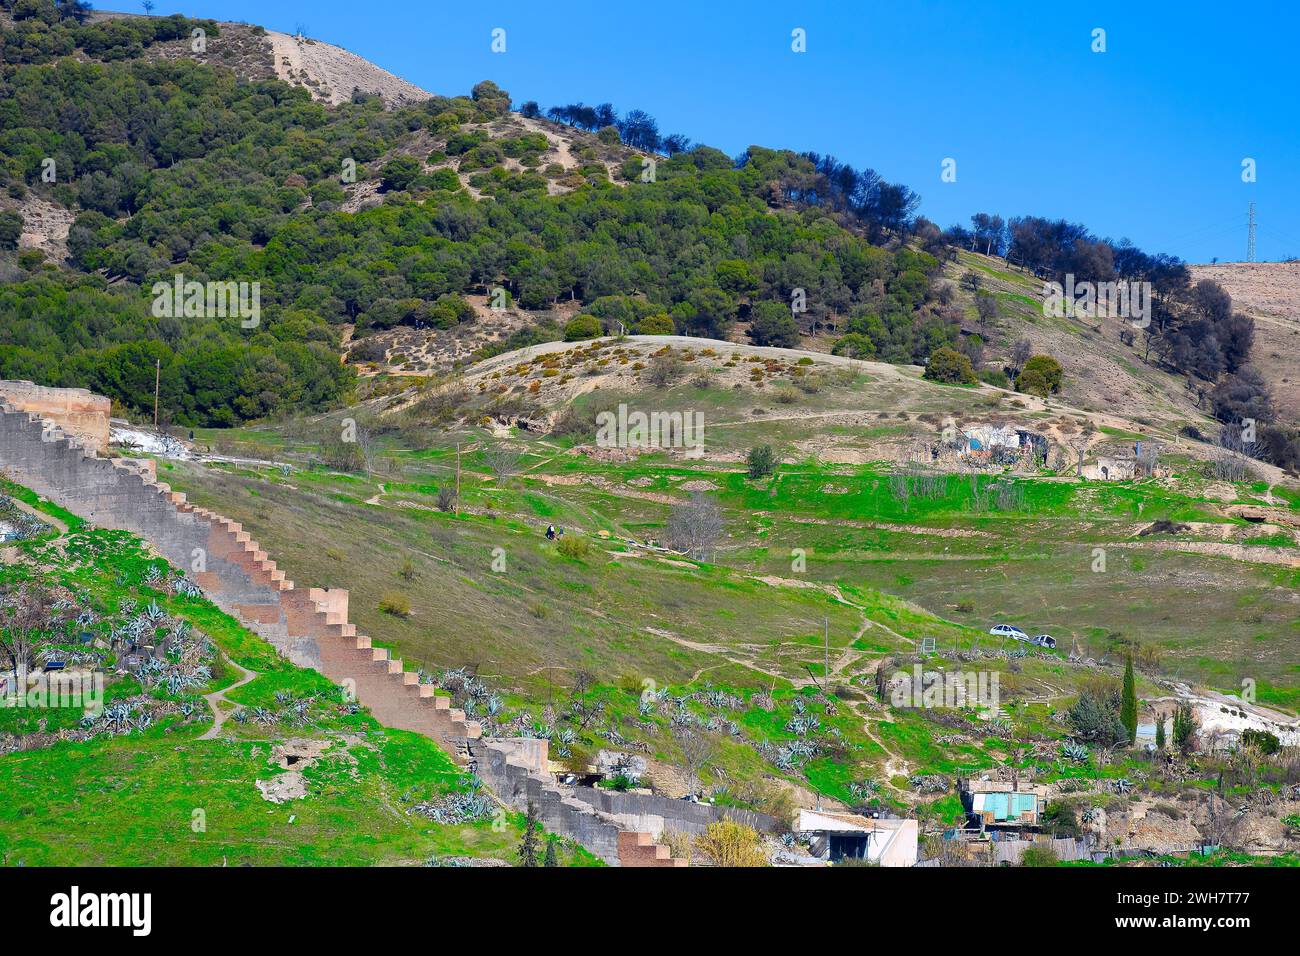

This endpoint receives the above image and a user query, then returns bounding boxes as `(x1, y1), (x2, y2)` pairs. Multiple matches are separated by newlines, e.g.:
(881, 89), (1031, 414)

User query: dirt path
(5, 496), (71, 551)
(200, 659), (258, 741)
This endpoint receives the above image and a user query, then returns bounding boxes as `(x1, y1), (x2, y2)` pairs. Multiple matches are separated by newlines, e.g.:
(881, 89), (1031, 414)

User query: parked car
(1031, 634), (1057, 649)
(989, 624), (1029, 641)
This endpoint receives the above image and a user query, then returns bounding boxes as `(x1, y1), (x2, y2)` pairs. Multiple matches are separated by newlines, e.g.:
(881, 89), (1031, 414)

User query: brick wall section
(0, 399), (479, 761)
(0, 381), (110, 455)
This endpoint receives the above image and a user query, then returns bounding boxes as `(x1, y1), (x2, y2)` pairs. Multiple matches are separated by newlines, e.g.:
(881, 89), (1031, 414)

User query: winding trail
(199, 659), (258, 741)
(8, 495), (70, 540)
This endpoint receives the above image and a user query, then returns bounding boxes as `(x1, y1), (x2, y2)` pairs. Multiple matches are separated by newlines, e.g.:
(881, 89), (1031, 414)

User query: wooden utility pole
(824, 617), (829, 687)
(153, 359), (161, 429)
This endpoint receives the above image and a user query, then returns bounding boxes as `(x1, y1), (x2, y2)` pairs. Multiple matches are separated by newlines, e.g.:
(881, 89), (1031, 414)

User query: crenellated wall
(0, 397), (479, 761)
(0, 394), (696, 865)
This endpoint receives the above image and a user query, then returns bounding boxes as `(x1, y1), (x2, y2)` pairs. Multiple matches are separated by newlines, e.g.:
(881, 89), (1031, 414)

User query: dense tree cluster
(945, 210), (1276, 445)
(0, 1), (217, 64)
(0, 45), (946, 415)
(539, 101), (690, 154)
(3, 8), (1291, 470)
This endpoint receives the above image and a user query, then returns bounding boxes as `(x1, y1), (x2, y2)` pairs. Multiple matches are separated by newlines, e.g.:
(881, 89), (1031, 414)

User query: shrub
(380, 156), (421, 192)
(1017, 354), (1064, 397)
(556, 536), (591, 559)
(1068, 684), (1129, 746)
(1040, 801), (1081, 839)
(1241, 728), (1281, 756)
(1021, 845), (1059, 867)
(564, 314), (602, 341)
(748, 301), (801, 348)
(694, 820), (768, 867)
(349, 336), (388, 364)
(979, 368), (1010, 388)
(923, 347), (977, 385)
(378, 592), (411, 617)
(746, 444), (776, 479)
(0, 210), (22, 250)
(637, 313), (675, 335)
(659, 829), (692, 861)
(646, 353), (684, 388)
(831, 332), (875, 358)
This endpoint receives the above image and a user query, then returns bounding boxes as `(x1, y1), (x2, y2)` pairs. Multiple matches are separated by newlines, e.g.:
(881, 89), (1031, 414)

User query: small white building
(795, 809), (918, 866)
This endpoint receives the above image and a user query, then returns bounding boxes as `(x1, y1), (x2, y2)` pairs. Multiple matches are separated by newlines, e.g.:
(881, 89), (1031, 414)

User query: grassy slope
(0, 513), (597, 866)
(157, 385), (1299, 807)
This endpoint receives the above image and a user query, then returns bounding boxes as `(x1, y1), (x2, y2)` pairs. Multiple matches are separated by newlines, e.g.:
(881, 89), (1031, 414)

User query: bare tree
(1213, 426), (1252, 482)
(1066, 430), (1093, 478)
(674, 726), (719, 798)
(0, 585), (48, 674)
(664, 492), (725, 560)
(480, 444), (522, 486)
(1135, 440), (1161, 478)
(1009, 338), (1033, 379)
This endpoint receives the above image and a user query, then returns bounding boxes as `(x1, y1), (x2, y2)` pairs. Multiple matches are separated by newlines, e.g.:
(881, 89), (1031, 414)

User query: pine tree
(1172, 702), (1197, 754)
(544, 838), (558, 867)
(1154, 715), (1166, 750)
(517, 801), (541, 867)
(1120, 655), (1138, 744)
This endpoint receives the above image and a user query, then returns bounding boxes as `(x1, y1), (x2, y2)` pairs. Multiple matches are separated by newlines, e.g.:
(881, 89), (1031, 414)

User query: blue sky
(160, 0), (1298, 263)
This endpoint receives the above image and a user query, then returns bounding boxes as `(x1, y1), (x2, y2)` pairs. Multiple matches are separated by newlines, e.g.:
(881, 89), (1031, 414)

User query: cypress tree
(1155, 715), (1166, 750)
(517, 801), (541, 867)
(1121, 655), (1138, 744)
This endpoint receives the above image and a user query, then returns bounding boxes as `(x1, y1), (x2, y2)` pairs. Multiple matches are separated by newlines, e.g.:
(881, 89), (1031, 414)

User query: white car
(988, 624), (1029, 641)
(1031, 634), (1057, 649)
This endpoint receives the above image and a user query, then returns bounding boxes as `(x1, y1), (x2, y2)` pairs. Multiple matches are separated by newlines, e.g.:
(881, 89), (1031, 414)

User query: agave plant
(784, 714), (820, 737)
(1113, 778), (1132, 794)
(175, 579), (202, 598)
(1061, 741), (1090, 763)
